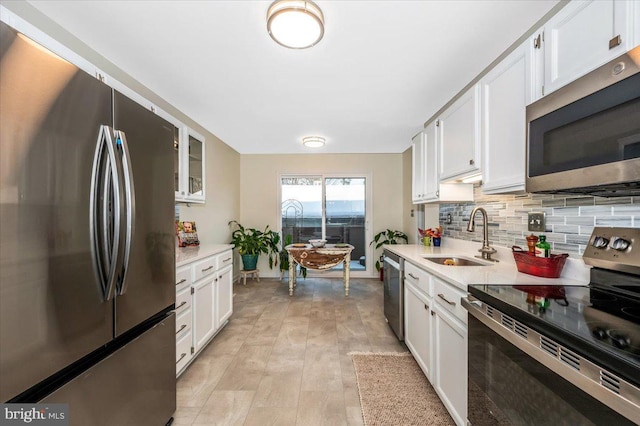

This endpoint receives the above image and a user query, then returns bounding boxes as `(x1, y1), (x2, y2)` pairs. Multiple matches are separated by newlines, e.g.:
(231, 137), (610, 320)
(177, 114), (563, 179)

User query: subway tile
(553, 243), (580, 254)
(553, 225), (579, 234)
(595, 197), (632, 205)
(579, 226), (595, 236)
(565, 197), (594, 207)
(553, 207), (579, 216)
(541, 198), (565, 207)
(566, 234), (591, 245)
(543, 233), (565, 244)
(565, 216), (594, 226)
(595, 216), (633, 226)
(545, 216), (565, 225)
(613, 205), (640, 215)
(580, 205), (612, 215)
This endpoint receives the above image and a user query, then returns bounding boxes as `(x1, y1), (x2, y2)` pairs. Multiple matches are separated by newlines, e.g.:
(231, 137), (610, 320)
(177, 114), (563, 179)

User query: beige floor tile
(296, 391), (348, 426)
(214, 345), (272, 390)
(301, 346), (342, 391)
(171, 406), (200, 425)
(192, 390), (255, 426)
(177, 354), (234, 407)
(252, 371), (302, 407)
(306, 319), (338, 347)
(345, 406), (365, 426)
(242, 407), (298, 426)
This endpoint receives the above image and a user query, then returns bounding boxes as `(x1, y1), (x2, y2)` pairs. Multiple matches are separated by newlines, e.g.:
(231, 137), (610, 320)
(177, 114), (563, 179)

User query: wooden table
(285, 244), (355, 296)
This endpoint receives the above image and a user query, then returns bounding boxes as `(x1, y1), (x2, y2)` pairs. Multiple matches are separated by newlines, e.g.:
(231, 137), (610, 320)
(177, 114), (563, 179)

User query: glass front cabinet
(174, 126), (206, 203)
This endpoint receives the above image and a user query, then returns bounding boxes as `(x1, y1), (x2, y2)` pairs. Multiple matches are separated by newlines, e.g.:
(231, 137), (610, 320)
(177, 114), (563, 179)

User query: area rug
(350, 352), (455, 426)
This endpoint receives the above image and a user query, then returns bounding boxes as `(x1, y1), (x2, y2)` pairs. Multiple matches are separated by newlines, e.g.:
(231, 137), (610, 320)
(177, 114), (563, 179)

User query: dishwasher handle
(383, 256), (400, 270)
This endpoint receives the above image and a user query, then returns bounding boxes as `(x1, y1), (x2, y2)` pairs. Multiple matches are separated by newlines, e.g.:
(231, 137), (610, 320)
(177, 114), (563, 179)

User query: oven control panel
(583, 227), (640, 274)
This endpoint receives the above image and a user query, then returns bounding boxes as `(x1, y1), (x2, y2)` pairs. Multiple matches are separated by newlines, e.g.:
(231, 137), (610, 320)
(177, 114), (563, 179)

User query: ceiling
(27, 0), (559, 154)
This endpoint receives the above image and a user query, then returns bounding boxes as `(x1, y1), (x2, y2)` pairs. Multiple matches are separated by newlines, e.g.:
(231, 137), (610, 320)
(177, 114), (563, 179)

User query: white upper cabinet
(480, 42), (529, 194)
(412, 122), (474, 204)
(635, 0), (640, 47)
(422, 121), (440, 202)
(175, 127), (206, 203)
(411, 131), (426, 203)
(438, 84), (481, 181)
(538, 0), (635, 99)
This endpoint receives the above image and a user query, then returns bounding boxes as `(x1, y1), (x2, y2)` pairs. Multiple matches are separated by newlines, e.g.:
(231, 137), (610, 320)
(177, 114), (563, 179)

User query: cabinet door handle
(202, 265), (214, 272)
(431, 310), (436, 316)
(176, 278), (187, 286)
(424, 303), (429, 311)
(469, 159), (475, 166)
(438, 293), (456, 306)
(436, 190), (439, 197)
(176, 324), (187, 335)
(222, 257), (232, 263)
(176, 353), (186, 364)
(407, 273), (419, 280)
(175, 301), (187, 310)
(609, 35), (621, 49)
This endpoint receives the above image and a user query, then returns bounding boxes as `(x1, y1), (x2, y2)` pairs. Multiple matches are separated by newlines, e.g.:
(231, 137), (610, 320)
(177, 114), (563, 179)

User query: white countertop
(176, 243), (234, 267)
(384, 238), (590, 292)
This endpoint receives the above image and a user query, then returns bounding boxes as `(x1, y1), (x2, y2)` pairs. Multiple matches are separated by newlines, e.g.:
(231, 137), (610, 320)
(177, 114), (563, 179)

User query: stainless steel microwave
(526, 45), (640, 197)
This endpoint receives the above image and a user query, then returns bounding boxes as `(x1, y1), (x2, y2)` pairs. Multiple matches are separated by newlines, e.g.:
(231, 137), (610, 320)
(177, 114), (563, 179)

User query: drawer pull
(202, 265), (214, 272)
(176, 278), (187, 286)
(175, 301), (187, 310)
(176, 353), (186, 364)
(222, 257), (232, 263)
(407, 273), (419, 280)
(438, 293), (456, 306)
(176, 324), (187, 334)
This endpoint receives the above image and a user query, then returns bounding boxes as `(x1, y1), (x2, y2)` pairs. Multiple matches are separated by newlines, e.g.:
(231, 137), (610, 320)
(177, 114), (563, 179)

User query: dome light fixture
(267, 0), (325, 49)
(302, 136), (325, 148)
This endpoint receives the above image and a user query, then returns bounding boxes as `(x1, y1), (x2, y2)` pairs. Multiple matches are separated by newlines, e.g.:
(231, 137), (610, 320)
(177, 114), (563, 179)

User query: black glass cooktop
(468, 283), (640, 387)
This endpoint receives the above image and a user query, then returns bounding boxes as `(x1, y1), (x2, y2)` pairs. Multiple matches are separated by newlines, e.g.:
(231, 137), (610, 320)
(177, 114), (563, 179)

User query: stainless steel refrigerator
(0, 21), (176, 425)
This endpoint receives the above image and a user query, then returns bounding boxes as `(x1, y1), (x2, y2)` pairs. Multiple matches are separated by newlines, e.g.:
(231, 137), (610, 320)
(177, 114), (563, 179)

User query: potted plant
(279, 234), (307, 279)
(229, 220), (280, 271)
(370, 229), (408, 280)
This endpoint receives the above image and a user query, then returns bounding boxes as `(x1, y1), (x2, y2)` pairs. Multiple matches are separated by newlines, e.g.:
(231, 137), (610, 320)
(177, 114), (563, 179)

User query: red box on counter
(512, 246), (569, 278)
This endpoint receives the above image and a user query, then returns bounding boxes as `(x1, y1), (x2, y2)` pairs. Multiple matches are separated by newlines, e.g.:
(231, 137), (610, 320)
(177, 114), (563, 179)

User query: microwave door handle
(114, 130), (135, 296)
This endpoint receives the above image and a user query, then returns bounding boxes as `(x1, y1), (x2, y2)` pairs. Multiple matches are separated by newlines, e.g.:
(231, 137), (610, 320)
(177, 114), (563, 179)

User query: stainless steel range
(463, 227), (640, 425)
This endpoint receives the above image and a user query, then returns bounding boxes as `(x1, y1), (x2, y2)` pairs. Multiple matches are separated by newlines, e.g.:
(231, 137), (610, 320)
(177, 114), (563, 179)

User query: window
(280, 175), (370, 274)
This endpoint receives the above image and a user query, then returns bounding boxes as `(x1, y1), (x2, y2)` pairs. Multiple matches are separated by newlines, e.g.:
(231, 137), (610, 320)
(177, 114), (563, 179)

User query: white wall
(240, 153), (403, 277)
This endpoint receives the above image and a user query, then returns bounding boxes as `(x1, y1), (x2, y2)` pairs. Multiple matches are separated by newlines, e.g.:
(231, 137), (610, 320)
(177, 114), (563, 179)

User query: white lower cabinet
(403, 260), (468, 426)
(404, 280), (433, 380)
(193, 275), (216, 352)
(434, 305), (467, 426)
(175, 248), (234, 377)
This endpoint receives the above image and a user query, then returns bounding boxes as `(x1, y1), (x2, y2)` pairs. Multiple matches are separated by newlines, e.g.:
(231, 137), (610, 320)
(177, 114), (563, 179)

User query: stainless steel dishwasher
(383, 249), (404, 341)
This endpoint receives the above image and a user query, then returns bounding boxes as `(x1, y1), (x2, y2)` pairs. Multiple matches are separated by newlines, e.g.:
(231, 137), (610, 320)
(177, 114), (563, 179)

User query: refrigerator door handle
(90, 125), (125, 301)
(115, 130), (136, 295)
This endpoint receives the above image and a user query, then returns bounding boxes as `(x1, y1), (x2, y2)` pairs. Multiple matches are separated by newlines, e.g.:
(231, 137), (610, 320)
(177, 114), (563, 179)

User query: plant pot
(241, 254), (259, 271)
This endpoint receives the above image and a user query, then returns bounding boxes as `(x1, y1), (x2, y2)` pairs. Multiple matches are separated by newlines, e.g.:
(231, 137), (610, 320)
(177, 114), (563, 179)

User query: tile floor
(173, 276), (405, 425)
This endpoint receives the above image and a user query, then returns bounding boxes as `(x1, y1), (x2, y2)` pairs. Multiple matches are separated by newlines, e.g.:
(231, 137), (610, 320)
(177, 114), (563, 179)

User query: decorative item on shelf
(309, 239), (327, 248)
(370, 229), (409, 280)
(512, 246), (569, 278)
(229, 220), (280, 271)
(176, 220), (200, 247)
(419, 227), (442, 247)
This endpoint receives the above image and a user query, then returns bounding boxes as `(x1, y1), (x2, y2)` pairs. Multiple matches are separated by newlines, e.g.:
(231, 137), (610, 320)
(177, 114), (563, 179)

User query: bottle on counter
(535, 235), (550, 258)
(526, 234), (539, 255)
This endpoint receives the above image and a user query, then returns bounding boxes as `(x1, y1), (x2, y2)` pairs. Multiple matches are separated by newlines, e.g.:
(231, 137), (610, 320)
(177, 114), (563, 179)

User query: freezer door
(41, 314), (176, 426)
(0, 22), (113, 402)
(113, 92), (175, 335)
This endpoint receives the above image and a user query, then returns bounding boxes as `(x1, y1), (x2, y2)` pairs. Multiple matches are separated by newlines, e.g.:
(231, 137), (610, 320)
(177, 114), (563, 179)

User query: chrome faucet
(467, 207), (498, 262)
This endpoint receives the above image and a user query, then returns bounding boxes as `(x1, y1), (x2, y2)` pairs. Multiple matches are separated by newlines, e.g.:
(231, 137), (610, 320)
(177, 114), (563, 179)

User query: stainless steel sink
(423, 256), (490, 266)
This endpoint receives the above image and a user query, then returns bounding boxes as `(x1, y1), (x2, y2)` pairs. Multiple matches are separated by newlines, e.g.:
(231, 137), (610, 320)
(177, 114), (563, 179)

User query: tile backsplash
(439, 187), (640, 256)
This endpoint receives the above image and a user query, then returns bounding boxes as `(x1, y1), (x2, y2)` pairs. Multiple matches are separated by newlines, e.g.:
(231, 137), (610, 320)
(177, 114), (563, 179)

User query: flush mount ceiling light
(302, 136), (325, 148)
(267, 0), (324, 49)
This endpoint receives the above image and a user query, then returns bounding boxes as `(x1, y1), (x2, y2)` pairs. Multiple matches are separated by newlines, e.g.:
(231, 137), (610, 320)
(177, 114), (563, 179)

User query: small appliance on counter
(463, 227), (640, 425)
